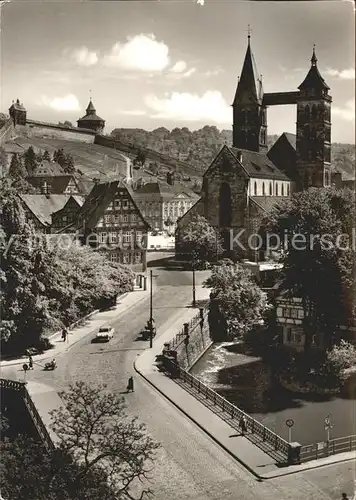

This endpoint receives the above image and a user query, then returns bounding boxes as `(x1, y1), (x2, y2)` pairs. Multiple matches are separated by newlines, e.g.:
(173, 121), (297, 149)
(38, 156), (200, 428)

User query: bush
(326, 340), (356, 380)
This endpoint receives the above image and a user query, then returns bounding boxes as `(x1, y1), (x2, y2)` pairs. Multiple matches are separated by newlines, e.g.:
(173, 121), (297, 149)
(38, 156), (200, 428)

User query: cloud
(40, 94), (80, 112)
(144, 91), (231, 123)
(70, 47), (98, 67)
(197, 0), (204, 5)
(170, 61), (187, 73)
(119, 109), (146, 116)
(103, 34), (170, 72)
(166, 66), (196, 81)
(204, 68), (224, 77)
(332, 99), (355, 121)
(326, 67), (355, 80)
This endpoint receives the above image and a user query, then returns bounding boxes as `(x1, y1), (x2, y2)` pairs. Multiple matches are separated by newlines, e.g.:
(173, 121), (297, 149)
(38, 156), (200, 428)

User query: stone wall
(0, 118), (15, 146)
(174, 308), (212, 370)
(16, 122), (95, 143)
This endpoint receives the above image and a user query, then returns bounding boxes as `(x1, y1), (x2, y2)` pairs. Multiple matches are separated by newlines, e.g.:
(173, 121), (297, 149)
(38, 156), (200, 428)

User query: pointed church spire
(311, 44), (317, 66)
(298, 45), (329, 91)
(233, 29), (263, 105)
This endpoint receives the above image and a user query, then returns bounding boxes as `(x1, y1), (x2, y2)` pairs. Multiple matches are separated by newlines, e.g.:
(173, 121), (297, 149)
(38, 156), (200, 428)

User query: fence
(0, 378), (55, 452)
(300, 435), (356, 462)
(174, 366), (290, 460)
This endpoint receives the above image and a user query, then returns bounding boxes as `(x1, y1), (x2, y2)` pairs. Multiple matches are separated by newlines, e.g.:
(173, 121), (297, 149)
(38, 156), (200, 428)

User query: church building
(176, 33), (332, 260)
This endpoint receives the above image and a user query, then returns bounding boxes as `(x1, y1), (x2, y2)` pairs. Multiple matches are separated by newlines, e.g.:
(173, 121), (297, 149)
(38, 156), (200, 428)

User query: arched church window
(254, 181), (257, 196)
(269, 182), (272, 195)
(312, 105), (317, 120)
(276, 183), (279, 196)
(219, 182), (232, 227)
(262, 182), (265, 195)
(281, 184), (284, 196)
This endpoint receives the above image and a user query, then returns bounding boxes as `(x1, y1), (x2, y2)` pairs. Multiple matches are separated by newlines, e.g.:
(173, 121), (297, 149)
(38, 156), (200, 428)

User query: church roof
(298, 48), (330, 91)
(228, 146), (289, 180)
(233, 38), (263, 105)
(282, 132), (296, 149)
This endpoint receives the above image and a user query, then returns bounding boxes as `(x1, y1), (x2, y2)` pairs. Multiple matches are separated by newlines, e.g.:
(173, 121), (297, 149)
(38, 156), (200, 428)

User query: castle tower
(232, 31), (267, 152)
(77, 98), (105, 133)
(296, 47), (332, 190)
(9, 99), (27, 126)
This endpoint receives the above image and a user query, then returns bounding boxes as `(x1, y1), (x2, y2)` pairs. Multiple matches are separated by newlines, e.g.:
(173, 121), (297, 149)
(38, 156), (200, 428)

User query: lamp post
(148, 270), (158, 348)
(192, 252), (196, 308)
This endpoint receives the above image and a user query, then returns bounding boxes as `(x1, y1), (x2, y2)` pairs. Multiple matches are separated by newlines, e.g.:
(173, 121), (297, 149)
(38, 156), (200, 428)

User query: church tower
(296, 47), (332, 190)
(232, 31), (267, 152)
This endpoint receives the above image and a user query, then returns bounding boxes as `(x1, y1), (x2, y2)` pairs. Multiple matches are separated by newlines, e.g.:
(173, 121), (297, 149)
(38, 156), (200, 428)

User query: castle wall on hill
(15, 122), (95, 144)
(95, 134), (197, 177)
(0, 118), (16, 146)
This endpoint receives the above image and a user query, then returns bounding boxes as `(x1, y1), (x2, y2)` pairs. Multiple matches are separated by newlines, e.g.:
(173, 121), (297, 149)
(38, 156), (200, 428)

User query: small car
(94, 325), (115, 342)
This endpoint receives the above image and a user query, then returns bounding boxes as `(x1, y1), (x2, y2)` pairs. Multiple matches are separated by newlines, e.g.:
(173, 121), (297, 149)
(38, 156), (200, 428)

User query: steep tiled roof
(250, 196), (287, 213)
(51, 195), (85, 216)
(135, 180), (199, 199)
(78, 113), (105, 123)
(282, 132), (296, 150)
(20, 194), (71, 226)
(31, 160), (64, 176)
(9, 99), (26, 111)
(27, 175), (79, 194)
(233, 40), (263, 105)
(298, 49), (330, 91)
(76, 180), (149, 230)
(228, 146), (290, 180)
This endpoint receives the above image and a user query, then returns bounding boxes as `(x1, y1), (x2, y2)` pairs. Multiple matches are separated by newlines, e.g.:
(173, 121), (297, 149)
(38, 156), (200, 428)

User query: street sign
(286, 419), (294, 428)
(324, 415), (333, 430)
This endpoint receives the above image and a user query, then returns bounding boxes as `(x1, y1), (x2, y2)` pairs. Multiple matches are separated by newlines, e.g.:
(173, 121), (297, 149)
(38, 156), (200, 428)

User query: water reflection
(191, 343), (356, 444)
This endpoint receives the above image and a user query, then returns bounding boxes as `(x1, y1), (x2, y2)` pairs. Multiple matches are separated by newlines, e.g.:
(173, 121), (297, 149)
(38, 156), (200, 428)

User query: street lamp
(148, 269), (158, 348)
(192, 252), (196, 308)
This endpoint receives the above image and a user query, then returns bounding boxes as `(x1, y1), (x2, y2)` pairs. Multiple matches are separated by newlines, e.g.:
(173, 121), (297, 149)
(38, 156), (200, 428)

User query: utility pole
(192, 252), (196, 308)
(149, 269), (153, 348)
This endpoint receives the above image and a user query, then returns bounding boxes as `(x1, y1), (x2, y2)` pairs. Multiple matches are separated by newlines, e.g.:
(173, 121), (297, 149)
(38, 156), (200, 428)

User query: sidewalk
(0, 287), (148, 370)
(134, 289), (356, 480)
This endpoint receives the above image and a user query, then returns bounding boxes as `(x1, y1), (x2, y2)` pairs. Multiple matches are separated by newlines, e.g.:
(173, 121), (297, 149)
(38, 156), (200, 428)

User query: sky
(1, 0), (355, 143)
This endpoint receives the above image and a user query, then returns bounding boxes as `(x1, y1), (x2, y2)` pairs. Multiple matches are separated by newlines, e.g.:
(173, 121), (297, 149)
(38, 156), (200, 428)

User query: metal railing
(170, 304), (209, 349)
(171, 365), (289, 459)
(300, 435), (356, 462)
(1, 378), (56, 452)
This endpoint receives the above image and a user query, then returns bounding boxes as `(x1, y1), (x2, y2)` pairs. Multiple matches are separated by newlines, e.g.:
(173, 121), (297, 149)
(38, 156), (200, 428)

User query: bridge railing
(1, 378), (56, 452)
(300, 435), (356, 462)
(173, 365), (290, 459)
(170, 304), (209, 349)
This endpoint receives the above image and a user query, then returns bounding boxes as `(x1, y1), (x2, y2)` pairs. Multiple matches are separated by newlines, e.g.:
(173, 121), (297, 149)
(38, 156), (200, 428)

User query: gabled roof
(31, 160), (64, 176)
(20, 194), (71, 227)
(134, 180), (199, 199)
(76, 180), (149, 230)
(233, 39), (263, 105)
(51, 195), (85, 216)
(282, 132), (296, 150)
(27, 175), (79, 194)
(298, 48), (330, 91)
(228, 146), (290, 180)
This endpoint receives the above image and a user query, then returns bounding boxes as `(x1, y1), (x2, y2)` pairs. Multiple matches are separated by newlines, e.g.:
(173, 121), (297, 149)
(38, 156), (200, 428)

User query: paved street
(3, 268), (355, 499)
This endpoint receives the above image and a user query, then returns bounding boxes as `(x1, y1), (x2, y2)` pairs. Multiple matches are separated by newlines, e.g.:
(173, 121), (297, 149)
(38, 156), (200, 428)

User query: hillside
(111, 127), (355, 180)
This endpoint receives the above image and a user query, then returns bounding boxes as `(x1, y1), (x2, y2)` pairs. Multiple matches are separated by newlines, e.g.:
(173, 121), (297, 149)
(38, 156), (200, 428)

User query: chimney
(236, 150), (242, 163)
(167, 171), (175, 186)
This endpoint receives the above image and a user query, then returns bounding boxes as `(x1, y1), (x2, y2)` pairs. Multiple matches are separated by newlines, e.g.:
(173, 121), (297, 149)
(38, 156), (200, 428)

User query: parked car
(94, 325), (115, 342)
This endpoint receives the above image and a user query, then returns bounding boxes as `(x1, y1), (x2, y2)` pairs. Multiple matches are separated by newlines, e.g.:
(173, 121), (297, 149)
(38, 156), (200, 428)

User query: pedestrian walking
(61, 328), (67, 342)
(126, 376), (134, 393)
(239, 415), (248, 436)
(28, 355), (33, 370)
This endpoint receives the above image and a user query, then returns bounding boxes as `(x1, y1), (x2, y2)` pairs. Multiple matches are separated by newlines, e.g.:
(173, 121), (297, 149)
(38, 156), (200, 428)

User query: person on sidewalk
(239, 415), (248, 436)
(61, 328), (67, 342)
(126, 376), (134, 393)
(28, 355), (33, 370)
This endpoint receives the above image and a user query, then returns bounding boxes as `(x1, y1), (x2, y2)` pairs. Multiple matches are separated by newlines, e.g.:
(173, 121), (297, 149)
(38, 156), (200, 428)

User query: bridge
(0, 378), (62, 451)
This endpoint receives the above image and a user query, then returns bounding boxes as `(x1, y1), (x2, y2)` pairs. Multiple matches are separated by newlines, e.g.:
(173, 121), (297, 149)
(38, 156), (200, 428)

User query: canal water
(190, 343), (356, 445)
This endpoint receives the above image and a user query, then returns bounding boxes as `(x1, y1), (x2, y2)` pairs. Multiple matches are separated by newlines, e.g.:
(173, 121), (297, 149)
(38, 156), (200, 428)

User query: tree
(0, 146), (7, 174)
(135, 150), (147, 166)
(178, 215), (224, 263)
(263, 187), (354, 351)
(0, 434), (120, 500)
(204, 264), (271, 337)
(49, 381), (160, 500)
(23, 146), (37, 175)
(59, 120), (73, 128)
(8, 154), (26, 179)
(326, 340), (356, 380)
(43, 150), (51, 161)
